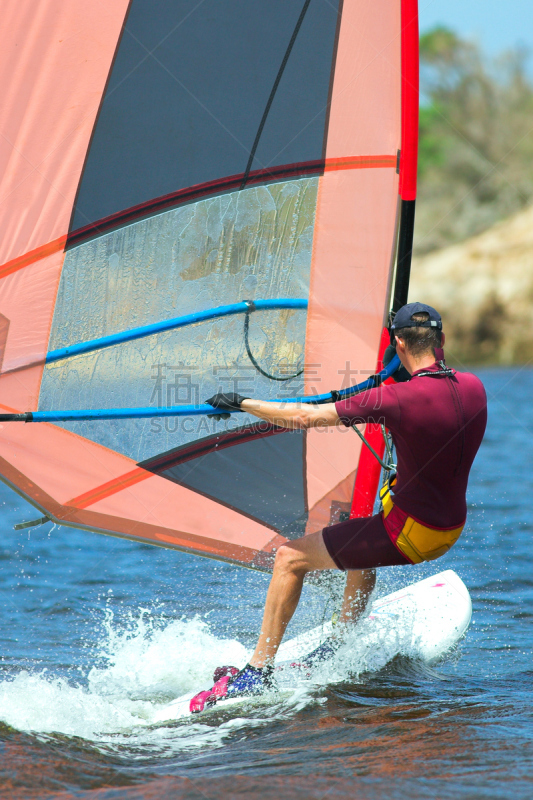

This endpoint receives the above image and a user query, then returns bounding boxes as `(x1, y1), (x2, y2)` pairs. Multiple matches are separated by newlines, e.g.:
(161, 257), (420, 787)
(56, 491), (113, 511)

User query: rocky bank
(409, 204), (533, 365)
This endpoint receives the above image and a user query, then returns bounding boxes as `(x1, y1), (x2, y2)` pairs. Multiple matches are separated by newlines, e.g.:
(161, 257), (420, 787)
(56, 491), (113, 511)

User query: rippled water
(1, 367), (533, 799)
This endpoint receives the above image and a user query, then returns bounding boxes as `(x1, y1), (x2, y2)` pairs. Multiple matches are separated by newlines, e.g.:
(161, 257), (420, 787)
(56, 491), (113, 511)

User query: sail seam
(0, 236), (67, 280)
(67, 467), (151, 509)
(240, 0), (312, 190)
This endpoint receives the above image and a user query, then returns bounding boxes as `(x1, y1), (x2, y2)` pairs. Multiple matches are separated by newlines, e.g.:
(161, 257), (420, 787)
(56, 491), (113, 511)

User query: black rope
(350, 422), (395, 472)
(240, 0), (312, 190)
(243, 303), (304, 382)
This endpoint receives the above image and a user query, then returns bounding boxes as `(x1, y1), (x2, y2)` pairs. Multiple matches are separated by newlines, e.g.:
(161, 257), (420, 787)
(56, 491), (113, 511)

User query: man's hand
(205, 392), (249, 421)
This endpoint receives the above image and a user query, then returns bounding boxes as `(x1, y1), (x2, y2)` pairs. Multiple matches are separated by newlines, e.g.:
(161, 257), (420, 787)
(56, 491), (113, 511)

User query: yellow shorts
(379, 481), (464, 564)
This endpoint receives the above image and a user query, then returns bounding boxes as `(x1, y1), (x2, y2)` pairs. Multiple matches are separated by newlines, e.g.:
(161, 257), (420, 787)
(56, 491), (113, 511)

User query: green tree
(415, 27), (533, 253)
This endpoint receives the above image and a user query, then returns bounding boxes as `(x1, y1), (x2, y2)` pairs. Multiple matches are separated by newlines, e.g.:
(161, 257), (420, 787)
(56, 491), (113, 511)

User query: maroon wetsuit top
(335, 355), (487, 528)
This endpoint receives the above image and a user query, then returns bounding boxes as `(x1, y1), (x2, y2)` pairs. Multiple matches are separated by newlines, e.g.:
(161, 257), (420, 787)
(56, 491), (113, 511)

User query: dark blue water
(1, 367), (533, 800)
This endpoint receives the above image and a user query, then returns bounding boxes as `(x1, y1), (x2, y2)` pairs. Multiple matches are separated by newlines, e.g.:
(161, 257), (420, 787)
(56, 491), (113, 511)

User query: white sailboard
(153, 569), (471, 722)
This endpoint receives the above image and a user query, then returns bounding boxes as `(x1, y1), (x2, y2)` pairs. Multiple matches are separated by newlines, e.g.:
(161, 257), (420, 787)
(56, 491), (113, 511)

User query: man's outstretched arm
(240, 398), (339, 429)
(205, 391), (341, 428)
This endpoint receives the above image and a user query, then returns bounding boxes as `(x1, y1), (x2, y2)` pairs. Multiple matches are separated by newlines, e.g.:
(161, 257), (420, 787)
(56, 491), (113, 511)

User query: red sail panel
(350, 329), (392, 519)
(304, 0), (403, 531)
(400, 0), (420, 202)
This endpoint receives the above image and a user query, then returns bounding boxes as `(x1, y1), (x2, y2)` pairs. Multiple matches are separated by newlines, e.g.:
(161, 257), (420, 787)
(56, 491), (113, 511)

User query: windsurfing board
(152, 569), (471, 722)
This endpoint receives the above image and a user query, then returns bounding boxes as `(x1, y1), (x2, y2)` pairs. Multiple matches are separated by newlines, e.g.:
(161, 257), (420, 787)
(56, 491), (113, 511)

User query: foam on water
(313, 597), (422, 685)
(88, 609), (249, 701)
(0, 585), (447, 756)
(0, 612), (242, 746)
(0, 609), (314, 753)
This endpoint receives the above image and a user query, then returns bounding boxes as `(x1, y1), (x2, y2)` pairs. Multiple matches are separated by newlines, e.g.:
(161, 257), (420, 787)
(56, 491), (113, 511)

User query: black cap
(390, 302), (442, 333)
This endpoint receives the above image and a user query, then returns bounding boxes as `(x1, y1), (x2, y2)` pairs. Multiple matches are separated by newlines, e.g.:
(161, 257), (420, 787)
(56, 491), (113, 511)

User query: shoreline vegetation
(411, 27), (533, 364)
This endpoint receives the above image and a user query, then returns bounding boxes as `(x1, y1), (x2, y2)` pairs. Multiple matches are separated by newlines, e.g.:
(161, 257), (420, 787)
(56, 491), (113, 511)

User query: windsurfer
(199, 303), (487, 701)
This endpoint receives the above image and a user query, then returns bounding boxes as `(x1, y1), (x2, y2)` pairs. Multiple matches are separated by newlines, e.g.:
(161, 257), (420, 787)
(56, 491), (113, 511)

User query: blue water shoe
(301, 637), (340, 669)
(225, 663), (275, 697)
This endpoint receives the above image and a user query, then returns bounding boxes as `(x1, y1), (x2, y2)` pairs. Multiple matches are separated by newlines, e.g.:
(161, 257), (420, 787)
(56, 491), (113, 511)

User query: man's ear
(394, 335), (405, 353)
(441, 332), (446, 345)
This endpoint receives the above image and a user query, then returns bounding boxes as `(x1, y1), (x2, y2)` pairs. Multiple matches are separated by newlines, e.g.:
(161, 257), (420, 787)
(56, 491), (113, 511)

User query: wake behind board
(153, 570), (471, 723)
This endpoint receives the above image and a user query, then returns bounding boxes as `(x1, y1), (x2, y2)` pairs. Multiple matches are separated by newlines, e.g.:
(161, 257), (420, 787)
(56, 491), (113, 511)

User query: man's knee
(274, 543), (309, 577)
(274, 531), (337, 575)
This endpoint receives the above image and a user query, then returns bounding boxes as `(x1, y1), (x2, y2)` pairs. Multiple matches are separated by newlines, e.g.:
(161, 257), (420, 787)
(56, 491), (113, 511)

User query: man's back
(336, 363), (487, 528)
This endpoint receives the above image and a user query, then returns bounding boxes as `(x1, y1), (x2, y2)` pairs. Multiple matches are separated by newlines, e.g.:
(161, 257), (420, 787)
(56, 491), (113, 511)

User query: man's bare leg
(339, 569), (376, 625)
(249, 531), (337, 668)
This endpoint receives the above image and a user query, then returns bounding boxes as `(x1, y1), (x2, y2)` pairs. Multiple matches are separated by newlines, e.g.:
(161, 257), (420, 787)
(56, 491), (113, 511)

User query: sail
(0, 1), (418, 569)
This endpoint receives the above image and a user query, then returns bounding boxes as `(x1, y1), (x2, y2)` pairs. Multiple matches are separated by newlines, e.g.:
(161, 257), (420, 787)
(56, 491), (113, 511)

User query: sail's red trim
(399, 0), (419, 201)
(325, 155), (397, 172)
(0, 402), (22, 414)
(0, 236), (67, 280)
(66, 155), (398, 248)
(66, 161), (324, 248)
(67, 467), (151, 509)
(140, 423), (285, 472)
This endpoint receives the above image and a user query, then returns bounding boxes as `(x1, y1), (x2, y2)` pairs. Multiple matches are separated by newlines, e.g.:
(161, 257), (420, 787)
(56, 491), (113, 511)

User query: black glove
(382, 344), (411, 383)
(205, 392), (248, 421)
